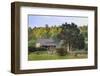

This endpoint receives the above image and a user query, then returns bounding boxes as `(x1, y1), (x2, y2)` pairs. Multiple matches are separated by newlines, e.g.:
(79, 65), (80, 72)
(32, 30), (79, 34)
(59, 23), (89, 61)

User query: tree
(28, 27), (33, 41)
(58, 22), (85, 52)
(50, 25), (62, 41)
(79, 25), (88, 51)
(45, 24), (50, 38)
(79, 25), (88, 40)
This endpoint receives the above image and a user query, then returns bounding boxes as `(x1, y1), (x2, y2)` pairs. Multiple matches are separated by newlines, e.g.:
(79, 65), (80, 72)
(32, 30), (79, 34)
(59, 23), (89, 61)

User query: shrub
(28, 40), (36, 47)
(28, 46), (47, 53)
(84, 43), (88, 51)
(56, 48), (67, 56)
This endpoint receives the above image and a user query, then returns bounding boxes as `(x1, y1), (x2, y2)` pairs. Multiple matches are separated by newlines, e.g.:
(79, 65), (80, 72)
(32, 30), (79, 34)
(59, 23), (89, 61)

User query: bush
(28, 40), (36, 47)
(56, 48), (67, 56)
(84, 43), (88, 51)
(28, 46), (47, 53)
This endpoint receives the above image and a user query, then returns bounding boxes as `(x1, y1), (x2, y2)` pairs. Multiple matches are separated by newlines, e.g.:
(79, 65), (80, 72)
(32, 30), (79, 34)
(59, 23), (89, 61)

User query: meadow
(28, 51), (87, 60)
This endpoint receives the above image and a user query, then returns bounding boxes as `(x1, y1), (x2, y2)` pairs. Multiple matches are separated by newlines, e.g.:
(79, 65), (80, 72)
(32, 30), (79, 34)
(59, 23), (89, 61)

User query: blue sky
(28, 15), (88, 28)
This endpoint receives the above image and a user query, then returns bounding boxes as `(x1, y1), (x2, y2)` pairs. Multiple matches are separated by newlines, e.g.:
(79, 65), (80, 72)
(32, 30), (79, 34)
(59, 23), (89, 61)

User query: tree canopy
(57, 22), (85, 52)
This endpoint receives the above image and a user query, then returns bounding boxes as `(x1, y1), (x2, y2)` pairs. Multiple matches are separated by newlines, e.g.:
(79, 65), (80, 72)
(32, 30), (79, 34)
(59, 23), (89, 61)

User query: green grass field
(28, 52), (87, 61)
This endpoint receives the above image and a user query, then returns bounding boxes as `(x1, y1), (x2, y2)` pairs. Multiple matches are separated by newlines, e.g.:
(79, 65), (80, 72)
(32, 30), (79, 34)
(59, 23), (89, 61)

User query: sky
(28, 15), (88, 28)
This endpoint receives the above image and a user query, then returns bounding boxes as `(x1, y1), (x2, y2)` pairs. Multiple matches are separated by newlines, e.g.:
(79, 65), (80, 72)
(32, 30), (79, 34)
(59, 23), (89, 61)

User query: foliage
(79, 26), (88, 51)
(57, 22), (85, 51)
(28, 39), (36, 47)
(28, 25), (62, 50)
(28, 27), (33, 41)
(84, 43), (88, 51)
(28, 22), (87, 52)
(28, 46), (47, 53)
(56, 48), (67, 56)
(79, 26), (88, 37)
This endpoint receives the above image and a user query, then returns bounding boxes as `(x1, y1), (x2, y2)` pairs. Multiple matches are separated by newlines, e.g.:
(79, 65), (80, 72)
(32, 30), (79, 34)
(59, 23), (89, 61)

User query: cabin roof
(36, 39), (56, 46)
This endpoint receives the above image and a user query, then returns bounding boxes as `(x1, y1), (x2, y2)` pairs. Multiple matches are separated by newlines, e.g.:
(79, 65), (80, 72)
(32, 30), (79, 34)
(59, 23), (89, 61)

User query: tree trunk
(67, 43), (70, 52)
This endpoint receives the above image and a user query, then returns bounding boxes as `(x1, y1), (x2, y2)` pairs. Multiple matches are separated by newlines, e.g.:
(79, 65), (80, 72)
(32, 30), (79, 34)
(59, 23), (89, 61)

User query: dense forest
(28, 22), (88, 52)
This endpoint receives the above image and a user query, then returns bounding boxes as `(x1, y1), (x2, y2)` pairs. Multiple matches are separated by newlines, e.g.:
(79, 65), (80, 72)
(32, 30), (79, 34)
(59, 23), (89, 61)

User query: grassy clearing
(28, 52), (87, 61)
